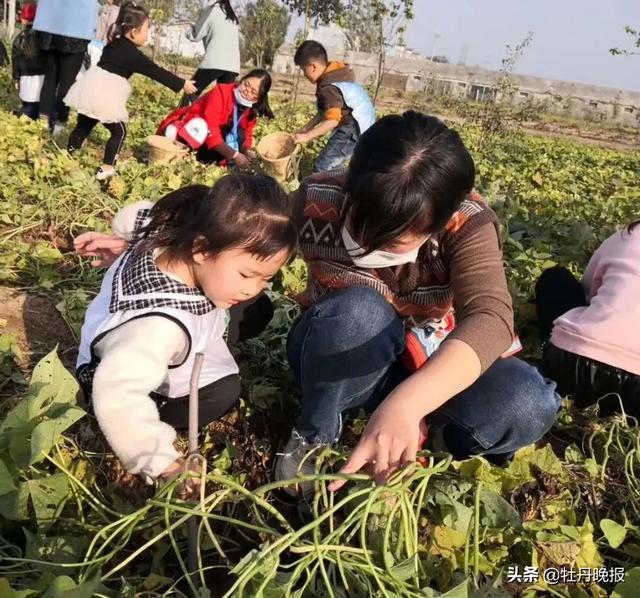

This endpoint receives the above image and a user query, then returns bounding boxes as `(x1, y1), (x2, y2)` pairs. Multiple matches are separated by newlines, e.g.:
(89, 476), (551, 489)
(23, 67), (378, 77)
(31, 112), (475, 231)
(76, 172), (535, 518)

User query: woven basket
(256, 132), (300, 182)
(147, 135), (189, 165)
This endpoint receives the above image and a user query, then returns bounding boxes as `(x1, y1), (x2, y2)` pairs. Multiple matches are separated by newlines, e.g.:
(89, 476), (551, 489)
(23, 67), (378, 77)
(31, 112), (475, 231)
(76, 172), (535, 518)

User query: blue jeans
(287, 287), (561, 460)
(313, 121), (359, 173)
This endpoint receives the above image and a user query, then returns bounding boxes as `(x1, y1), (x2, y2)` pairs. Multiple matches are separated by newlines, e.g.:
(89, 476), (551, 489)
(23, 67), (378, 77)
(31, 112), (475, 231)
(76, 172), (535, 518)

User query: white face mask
(341, 226), (428, 269)
(234, 86), (254, 108)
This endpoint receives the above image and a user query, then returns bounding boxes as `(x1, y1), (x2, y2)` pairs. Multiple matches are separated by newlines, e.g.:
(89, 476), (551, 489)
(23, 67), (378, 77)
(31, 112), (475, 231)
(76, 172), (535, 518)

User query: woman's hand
(183, 79), (197, 95)
(233, 152), (251, 170)
(328, 339), (484, 492)
(74, 231), (129, 267)
(328, 389), (424, 492)
(159, 457), (203, 501)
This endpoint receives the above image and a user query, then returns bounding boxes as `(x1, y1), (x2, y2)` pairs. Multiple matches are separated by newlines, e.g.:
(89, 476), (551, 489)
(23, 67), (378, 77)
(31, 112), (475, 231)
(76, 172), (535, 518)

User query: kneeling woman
(276, 111), (561, 495)
(535, 222), (640, 418)
(157, 69), (273, 170)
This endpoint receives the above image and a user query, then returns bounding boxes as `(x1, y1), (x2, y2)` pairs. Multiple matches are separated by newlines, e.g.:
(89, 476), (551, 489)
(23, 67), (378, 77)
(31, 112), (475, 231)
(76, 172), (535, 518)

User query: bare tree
(239, 0), (290, 68)
(280, 0), (343, 25)
(337, 1), (378, 53)
(146, 0), (176, 59)
(369, 0), (414, 103)
(610, 26), (640, 56)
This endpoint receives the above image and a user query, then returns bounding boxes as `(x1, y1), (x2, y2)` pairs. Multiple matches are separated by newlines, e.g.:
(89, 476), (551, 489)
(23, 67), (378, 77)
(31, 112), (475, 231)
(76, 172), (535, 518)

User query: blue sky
(286, 1), (639, 91)
(404, 0), (640, 91)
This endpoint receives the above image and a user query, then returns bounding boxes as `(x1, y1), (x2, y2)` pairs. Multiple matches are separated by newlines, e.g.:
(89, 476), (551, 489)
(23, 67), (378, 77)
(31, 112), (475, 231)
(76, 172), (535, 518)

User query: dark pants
(151, 294), (274, 430)
(536, 266), (640, 417)
(40, 49), (85, 124)
(287, 286), (560, 460)
(179, 68), (238, 107)
(314, 120), (359, 173)
(68, 114), (127, 166)
(20, 101), (40, 120)
(195, 127), (246, 165)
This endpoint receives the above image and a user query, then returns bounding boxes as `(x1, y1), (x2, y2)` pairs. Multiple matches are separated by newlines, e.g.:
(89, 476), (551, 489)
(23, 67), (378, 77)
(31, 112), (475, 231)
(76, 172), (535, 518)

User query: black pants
(179, 68), (238, 107)
(20, 101), (40, 120)
(196, 127), (246, 165)
(151, 293), (274, 430)
(535, 266), (640, 417)
(40, 49), (85, 124)
(68, 114), (127, 166)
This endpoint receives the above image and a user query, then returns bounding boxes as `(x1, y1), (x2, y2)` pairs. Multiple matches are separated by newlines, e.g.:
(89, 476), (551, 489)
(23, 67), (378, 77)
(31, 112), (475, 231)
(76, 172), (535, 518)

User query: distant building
(272, 43), (640, 127)
(149, 23), (203, 60)
(308, 24), (347, 52)
(389, 45), (425, 61)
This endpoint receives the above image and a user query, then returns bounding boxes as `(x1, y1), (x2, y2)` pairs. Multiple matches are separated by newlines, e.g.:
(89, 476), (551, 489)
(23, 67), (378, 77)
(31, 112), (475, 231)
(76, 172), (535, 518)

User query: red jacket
(157, 83), (257, 150)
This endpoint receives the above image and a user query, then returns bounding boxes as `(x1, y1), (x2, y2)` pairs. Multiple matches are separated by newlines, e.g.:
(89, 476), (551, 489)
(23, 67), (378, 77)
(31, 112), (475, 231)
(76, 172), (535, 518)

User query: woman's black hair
(135, 174), (297, 265)
(214, 0), (239, 24)
(108, 1), (149, 43)
(241, 69), (274, 119)
(341, 111), (476, 253)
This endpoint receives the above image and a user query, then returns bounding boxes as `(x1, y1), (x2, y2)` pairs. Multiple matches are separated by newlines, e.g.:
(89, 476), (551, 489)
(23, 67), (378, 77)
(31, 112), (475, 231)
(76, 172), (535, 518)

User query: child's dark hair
(14, 25), (38, 58)
(214, 0), (239, 23)
(294, 40), (328, 67)
(628, 220), (639, 233)
(108, 1), (149, 43)
(136, 174), (297, 264)
(242, 69), (274, 119)
(341, 111), (475, 254)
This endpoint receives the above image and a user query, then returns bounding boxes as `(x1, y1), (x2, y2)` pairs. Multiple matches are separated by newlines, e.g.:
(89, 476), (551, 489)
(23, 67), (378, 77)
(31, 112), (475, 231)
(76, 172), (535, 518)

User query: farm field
(0, 71), (640, 597)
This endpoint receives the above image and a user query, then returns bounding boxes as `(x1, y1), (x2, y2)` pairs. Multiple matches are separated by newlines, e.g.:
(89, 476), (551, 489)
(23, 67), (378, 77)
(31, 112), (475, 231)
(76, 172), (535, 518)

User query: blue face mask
(234, 86), (254, 108)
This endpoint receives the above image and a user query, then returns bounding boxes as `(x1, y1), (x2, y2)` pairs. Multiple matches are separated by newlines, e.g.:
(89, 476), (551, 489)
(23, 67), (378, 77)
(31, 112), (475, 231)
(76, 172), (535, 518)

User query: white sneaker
(52, 123), (67, 136)
(274, 430), (327, 500)
(96, 166), (116, 181)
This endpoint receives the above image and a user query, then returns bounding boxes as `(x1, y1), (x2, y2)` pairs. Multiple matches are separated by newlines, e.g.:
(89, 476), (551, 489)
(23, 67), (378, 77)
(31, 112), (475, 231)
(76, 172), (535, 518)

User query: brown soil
(0, 285), (76, 371)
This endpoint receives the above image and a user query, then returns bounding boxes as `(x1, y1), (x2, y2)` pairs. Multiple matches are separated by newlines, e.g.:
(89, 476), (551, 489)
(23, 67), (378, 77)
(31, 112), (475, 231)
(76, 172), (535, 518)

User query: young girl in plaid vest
(75, 174), (296, 494)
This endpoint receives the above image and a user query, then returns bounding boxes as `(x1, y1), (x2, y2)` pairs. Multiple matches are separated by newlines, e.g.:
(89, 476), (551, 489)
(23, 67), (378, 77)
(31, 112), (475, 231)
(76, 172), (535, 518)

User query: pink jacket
(551, 227), (640, 375)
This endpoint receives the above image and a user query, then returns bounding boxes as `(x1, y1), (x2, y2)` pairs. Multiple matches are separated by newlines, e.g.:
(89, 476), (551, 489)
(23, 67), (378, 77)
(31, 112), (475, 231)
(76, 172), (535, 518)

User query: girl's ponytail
(108, 1), (150, 43)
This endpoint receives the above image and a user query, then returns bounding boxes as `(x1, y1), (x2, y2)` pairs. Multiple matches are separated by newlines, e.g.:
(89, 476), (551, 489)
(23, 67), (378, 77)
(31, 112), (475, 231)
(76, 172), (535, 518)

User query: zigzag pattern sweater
(292, 170), (516, 372)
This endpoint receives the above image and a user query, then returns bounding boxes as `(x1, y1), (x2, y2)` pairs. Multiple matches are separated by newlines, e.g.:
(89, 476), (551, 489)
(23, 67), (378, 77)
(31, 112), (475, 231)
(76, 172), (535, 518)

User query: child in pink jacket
(536, 221), (640, 417)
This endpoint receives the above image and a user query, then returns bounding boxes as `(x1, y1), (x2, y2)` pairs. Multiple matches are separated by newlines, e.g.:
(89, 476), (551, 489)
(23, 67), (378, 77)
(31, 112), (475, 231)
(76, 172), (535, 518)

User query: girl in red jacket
(157, 69), (273, 169)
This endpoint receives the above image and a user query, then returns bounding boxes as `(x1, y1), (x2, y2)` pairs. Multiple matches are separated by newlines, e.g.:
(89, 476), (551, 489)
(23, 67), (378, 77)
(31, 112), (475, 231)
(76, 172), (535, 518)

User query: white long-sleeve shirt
(92, 316), (186, 477)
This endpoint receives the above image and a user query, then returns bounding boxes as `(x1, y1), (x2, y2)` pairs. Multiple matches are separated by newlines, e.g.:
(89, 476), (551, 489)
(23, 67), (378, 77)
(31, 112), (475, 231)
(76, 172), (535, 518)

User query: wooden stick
(187, 352), (204, 580)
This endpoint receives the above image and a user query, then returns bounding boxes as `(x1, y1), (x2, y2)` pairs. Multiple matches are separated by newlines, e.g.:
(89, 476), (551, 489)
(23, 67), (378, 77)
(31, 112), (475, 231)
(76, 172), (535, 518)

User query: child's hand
(244, 148), (257, 161)
(293, 132), (308, 145)
(159, 457), (203, 501)
(183, 80), (197, 95)
(14, 81), (19, 91)
(74, 231), (129, 267)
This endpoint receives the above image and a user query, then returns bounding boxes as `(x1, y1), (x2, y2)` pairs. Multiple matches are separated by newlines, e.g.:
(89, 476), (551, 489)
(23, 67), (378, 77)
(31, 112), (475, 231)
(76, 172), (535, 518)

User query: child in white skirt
(12, 3), (45, 120)
(66, 1), (196, 180)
